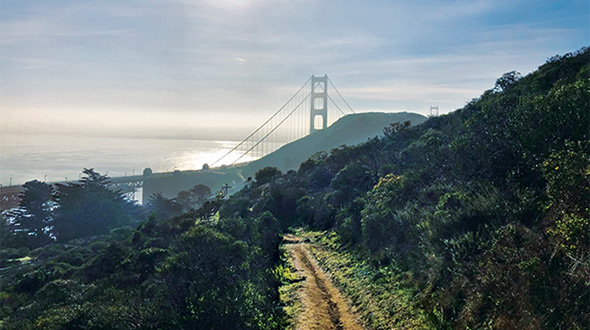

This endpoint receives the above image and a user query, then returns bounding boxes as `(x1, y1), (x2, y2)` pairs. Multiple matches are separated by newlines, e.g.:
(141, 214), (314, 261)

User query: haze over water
(0, 134), (250, 186)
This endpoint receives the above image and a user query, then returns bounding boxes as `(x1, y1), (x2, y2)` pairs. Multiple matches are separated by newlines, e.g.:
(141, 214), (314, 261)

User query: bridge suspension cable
(328, 77), (356, 114)
(232, 94), (311, 165)
(211, 75), (355, 168)
(210, 77), (311, 167)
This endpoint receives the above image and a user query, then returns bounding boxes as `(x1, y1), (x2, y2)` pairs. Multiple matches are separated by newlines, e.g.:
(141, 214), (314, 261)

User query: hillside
(239, 112), (427, 177)
(221, 47), (590, 329)
(1, 48), (588, 329)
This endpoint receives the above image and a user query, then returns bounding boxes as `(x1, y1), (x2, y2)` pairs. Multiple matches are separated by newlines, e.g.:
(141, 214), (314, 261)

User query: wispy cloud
(426, 0), (495, 19)
(1, 0), (587, 135)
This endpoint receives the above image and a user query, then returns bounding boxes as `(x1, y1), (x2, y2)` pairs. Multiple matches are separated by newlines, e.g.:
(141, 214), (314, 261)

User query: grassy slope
(240, 112), (427, 176)
(296, 230), (430, 330)
(262, 48), (589, 330)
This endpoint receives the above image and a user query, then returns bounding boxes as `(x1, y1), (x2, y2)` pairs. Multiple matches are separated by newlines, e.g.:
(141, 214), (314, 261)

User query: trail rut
(284, 235), (363, 330)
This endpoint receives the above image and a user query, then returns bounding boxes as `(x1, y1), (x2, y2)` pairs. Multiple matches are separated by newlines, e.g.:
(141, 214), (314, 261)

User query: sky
(1, 0), (588, 140)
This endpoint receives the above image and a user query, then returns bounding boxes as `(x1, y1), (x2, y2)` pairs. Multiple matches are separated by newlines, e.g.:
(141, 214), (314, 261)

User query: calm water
(0, 134), (250, 186)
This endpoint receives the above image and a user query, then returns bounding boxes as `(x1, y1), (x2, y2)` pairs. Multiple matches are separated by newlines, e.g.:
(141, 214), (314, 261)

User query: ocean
(0, 133), (249, 187)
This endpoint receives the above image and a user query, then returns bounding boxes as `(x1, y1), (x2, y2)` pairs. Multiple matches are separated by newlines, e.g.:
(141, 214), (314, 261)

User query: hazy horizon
(1, 0), (588, 186)
(0, 109), (418, 142)
(0, 110), (424, 185)
(1, 0), (588, 139)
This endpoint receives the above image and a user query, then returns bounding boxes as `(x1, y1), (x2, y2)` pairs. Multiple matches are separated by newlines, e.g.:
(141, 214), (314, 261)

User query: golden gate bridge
(210, 74), (354, 166)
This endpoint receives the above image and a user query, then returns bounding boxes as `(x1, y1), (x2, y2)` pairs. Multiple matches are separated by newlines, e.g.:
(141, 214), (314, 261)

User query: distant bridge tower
(429, 106), (439, 117)
(310, 75), (328, 134)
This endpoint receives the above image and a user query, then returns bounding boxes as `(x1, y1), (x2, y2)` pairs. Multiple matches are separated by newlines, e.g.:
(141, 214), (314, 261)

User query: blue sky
(1, 0), (588, 139)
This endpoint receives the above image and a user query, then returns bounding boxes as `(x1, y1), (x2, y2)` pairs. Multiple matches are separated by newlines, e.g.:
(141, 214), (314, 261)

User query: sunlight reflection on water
(0, 134), (252, 186)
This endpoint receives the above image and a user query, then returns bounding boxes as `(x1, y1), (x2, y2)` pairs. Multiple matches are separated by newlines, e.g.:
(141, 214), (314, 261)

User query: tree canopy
(52, 168), (140, 242)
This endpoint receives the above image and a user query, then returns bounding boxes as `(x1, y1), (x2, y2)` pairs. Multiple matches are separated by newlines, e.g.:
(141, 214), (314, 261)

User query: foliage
(175, 183), (211, 211)
(493, 70), (522, 92)
(1, 48), (588, 329)
(227, 48), (590, 329)
(254, 166), (282, 186)
(5, 180), (54, 248)
(52, 168), (141, 242)
(298, 230), (430, 330)
(542, 140), (590, 285)
(144, 192), (183, 220)
(0, 210), (285, 329)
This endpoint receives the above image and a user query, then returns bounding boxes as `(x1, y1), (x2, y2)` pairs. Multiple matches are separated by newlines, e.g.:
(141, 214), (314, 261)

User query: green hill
(221, 47), (590, 329)
(240, 111), (427, 177)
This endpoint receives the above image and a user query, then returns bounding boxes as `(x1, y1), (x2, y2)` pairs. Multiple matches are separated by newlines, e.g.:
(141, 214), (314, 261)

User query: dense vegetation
(1, 179), (284, 329)
(220, 48), (590, 329)
(1, 48), (588, 329)
(2, 169), (143, 249)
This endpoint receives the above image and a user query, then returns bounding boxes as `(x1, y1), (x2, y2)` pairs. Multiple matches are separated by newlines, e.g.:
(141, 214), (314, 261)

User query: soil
(283, 234), (364, 330)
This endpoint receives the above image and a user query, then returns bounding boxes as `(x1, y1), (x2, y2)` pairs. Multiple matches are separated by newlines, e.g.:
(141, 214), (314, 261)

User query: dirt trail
(283, 235), (364, 330)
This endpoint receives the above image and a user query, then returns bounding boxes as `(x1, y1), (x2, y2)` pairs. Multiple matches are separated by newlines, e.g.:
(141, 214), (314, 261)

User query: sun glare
(206, 0), (253, 10)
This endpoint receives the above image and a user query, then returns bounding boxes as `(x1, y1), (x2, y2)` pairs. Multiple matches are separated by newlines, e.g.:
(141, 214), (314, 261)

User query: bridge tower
(310, 75), (328, 134)
(429, 106), (439, 117)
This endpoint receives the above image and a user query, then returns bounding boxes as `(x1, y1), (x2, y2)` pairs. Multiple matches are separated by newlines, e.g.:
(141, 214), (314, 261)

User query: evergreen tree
(7, 180), (54, 247)
(145, 192), (183, 220)
(53, 168), (140, 242)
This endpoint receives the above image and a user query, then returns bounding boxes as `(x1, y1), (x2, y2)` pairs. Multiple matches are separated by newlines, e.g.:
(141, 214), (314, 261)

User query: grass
(295, 229), (431, 330)
(276, 244), (304, 330)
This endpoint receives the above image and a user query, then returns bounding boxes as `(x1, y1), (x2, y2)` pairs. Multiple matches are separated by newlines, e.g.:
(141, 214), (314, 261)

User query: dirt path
(283, 235), (364, 330)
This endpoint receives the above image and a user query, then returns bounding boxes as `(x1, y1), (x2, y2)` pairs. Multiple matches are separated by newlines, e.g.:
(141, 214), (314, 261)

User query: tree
(53, 168), (140, 242)
(175, 184), (211, 211)
(145, 193), (183, 220)
(7, 180), (54, 247)
(493, 70), (521, 92)
(543, 141), (590, 267)
(1, 213), (24, 248)
(162, 225), (253, 328)
(255, 167), (282, 186)
(331, 163), (376, 206)
(383, 120), (412, 138)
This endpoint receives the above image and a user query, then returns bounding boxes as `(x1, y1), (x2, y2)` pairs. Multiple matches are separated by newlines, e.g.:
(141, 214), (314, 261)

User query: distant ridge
(240, 112), (427, 176)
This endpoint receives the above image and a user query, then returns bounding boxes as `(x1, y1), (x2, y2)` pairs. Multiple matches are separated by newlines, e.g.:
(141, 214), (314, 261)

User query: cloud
(1, 0), (587, 135)
(339, 85), (482, 101)
(201, 0), (258, 10)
